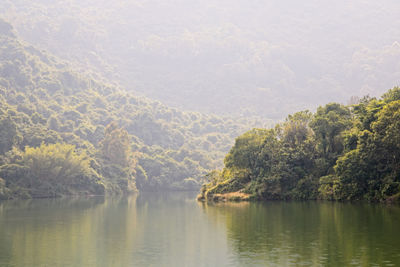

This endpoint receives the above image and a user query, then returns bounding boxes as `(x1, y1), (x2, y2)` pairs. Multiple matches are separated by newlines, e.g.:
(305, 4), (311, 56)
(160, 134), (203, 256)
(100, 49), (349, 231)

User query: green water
(0, 193), (400, 266)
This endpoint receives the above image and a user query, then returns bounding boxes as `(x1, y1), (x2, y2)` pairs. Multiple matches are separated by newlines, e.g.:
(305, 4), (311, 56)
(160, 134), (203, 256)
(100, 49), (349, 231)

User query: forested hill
(1, 0), (400, 118)
(0, 19), (260, 199)
(199, 87), (400, 202)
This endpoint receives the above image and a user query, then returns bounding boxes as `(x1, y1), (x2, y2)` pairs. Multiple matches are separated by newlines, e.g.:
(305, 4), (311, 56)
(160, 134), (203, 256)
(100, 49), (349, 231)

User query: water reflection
(0, 193), (232, 267)
(131, 192), (232, 266)
(0, 196), (137, 266)
(200, 201), (400, 266)
(1, 194), (400, 266)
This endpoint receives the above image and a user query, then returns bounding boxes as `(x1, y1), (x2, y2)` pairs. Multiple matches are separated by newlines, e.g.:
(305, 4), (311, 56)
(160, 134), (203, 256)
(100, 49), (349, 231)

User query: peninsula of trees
(199, 87), (400, 202)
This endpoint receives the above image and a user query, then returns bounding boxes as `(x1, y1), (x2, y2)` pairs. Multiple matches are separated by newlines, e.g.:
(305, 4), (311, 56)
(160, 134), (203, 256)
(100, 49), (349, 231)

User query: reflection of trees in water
(0, 195), (139, 266)
(136, 191), (198, 207)
(200, 201), (400, 266)
(0, 196), (107, 265)
(2, 195), (400, 266)
(133, 191), (227, 266)
(0, 192), (228, 266)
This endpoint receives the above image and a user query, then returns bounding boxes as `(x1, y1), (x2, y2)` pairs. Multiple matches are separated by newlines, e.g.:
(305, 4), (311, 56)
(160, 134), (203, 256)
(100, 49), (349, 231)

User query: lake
(0, 192), (400, 266)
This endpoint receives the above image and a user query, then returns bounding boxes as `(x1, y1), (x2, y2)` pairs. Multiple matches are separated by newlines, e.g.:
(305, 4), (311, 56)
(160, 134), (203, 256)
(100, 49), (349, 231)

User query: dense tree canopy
(0, 143), (104, 198)
(1, 1), (400, 119)
(0, 20), (258, 198)
(200, 87), (400, 202)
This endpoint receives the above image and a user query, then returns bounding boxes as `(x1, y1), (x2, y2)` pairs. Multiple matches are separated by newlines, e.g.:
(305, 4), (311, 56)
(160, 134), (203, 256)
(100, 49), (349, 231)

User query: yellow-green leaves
(22, 143), (91, 183)
(100, 122), (133, 168)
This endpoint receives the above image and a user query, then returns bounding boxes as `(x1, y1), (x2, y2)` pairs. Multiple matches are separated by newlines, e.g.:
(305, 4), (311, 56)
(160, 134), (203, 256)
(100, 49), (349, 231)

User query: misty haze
(2, 0), (400, 118)
(0, 1), (400, 266)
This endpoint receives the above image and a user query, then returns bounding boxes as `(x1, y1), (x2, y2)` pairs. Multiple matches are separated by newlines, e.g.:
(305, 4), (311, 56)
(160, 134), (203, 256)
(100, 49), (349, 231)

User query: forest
(0, 19), (258, 199)
(198, 87), (400, 202)
(1, 2), (400, 267)
(0, 4), (399, 202)
(1, 0), (400, 119)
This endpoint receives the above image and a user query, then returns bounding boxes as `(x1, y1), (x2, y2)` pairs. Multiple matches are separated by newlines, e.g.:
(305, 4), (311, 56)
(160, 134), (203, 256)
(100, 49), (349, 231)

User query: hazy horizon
(1, 0), (400, 119)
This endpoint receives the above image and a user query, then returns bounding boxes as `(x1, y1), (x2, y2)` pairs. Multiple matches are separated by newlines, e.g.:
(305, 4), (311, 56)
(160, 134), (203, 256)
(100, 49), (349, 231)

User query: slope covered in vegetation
(2, 0), (400, 118)
(0, 19), (258, 199)
(199, 87), (400, 202)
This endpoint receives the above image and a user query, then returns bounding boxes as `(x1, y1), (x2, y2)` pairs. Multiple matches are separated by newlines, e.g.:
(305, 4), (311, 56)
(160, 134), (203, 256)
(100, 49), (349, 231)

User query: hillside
(1, 0), (400, 118)
(0, 20), (260, 199)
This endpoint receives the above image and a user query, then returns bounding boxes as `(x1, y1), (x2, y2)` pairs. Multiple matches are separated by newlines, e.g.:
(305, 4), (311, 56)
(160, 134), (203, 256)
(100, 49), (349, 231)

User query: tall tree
(0, 116), (19, 154)
(100, 122), (133, 168)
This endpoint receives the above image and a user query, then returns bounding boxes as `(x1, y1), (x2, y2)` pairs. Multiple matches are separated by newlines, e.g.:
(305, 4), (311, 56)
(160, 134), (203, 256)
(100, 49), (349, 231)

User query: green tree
(99, 122), (137, 193)
(0, 143), (104, 198)
(224, 128), (269, 172)
(0, 116), (20, 154)
(310, 103), (352, 157)
(334, 98), (400, 200)
(100, 122), (133, 168)
(22, 143), (91, 184)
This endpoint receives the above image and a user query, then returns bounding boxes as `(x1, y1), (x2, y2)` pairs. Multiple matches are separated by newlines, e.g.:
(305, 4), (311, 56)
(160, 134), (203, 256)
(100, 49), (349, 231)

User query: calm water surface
(0, 192), (400, 266)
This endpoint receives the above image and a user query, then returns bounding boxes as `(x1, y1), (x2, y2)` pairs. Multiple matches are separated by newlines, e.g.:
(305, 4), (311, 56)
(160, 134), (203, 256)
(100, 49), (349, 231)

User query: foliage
(200, 87), (400, 202)
(335, 94), (400, 201)
(0, 116), (20, 154)
(99, 122), (138, 193)
(0, 143), (105, 198)
(0, 177), (11, 199)
(0, 22), (257, 197)
(2, 1), (400, 119)
(100, 122), (133, 168)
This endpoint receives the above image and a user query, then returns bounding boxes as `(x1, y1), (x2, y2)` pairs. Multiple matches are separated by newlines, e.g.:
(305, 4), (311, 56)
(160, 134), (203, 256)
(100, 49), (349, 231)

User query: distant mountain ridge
(1, 0), (399, 118)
